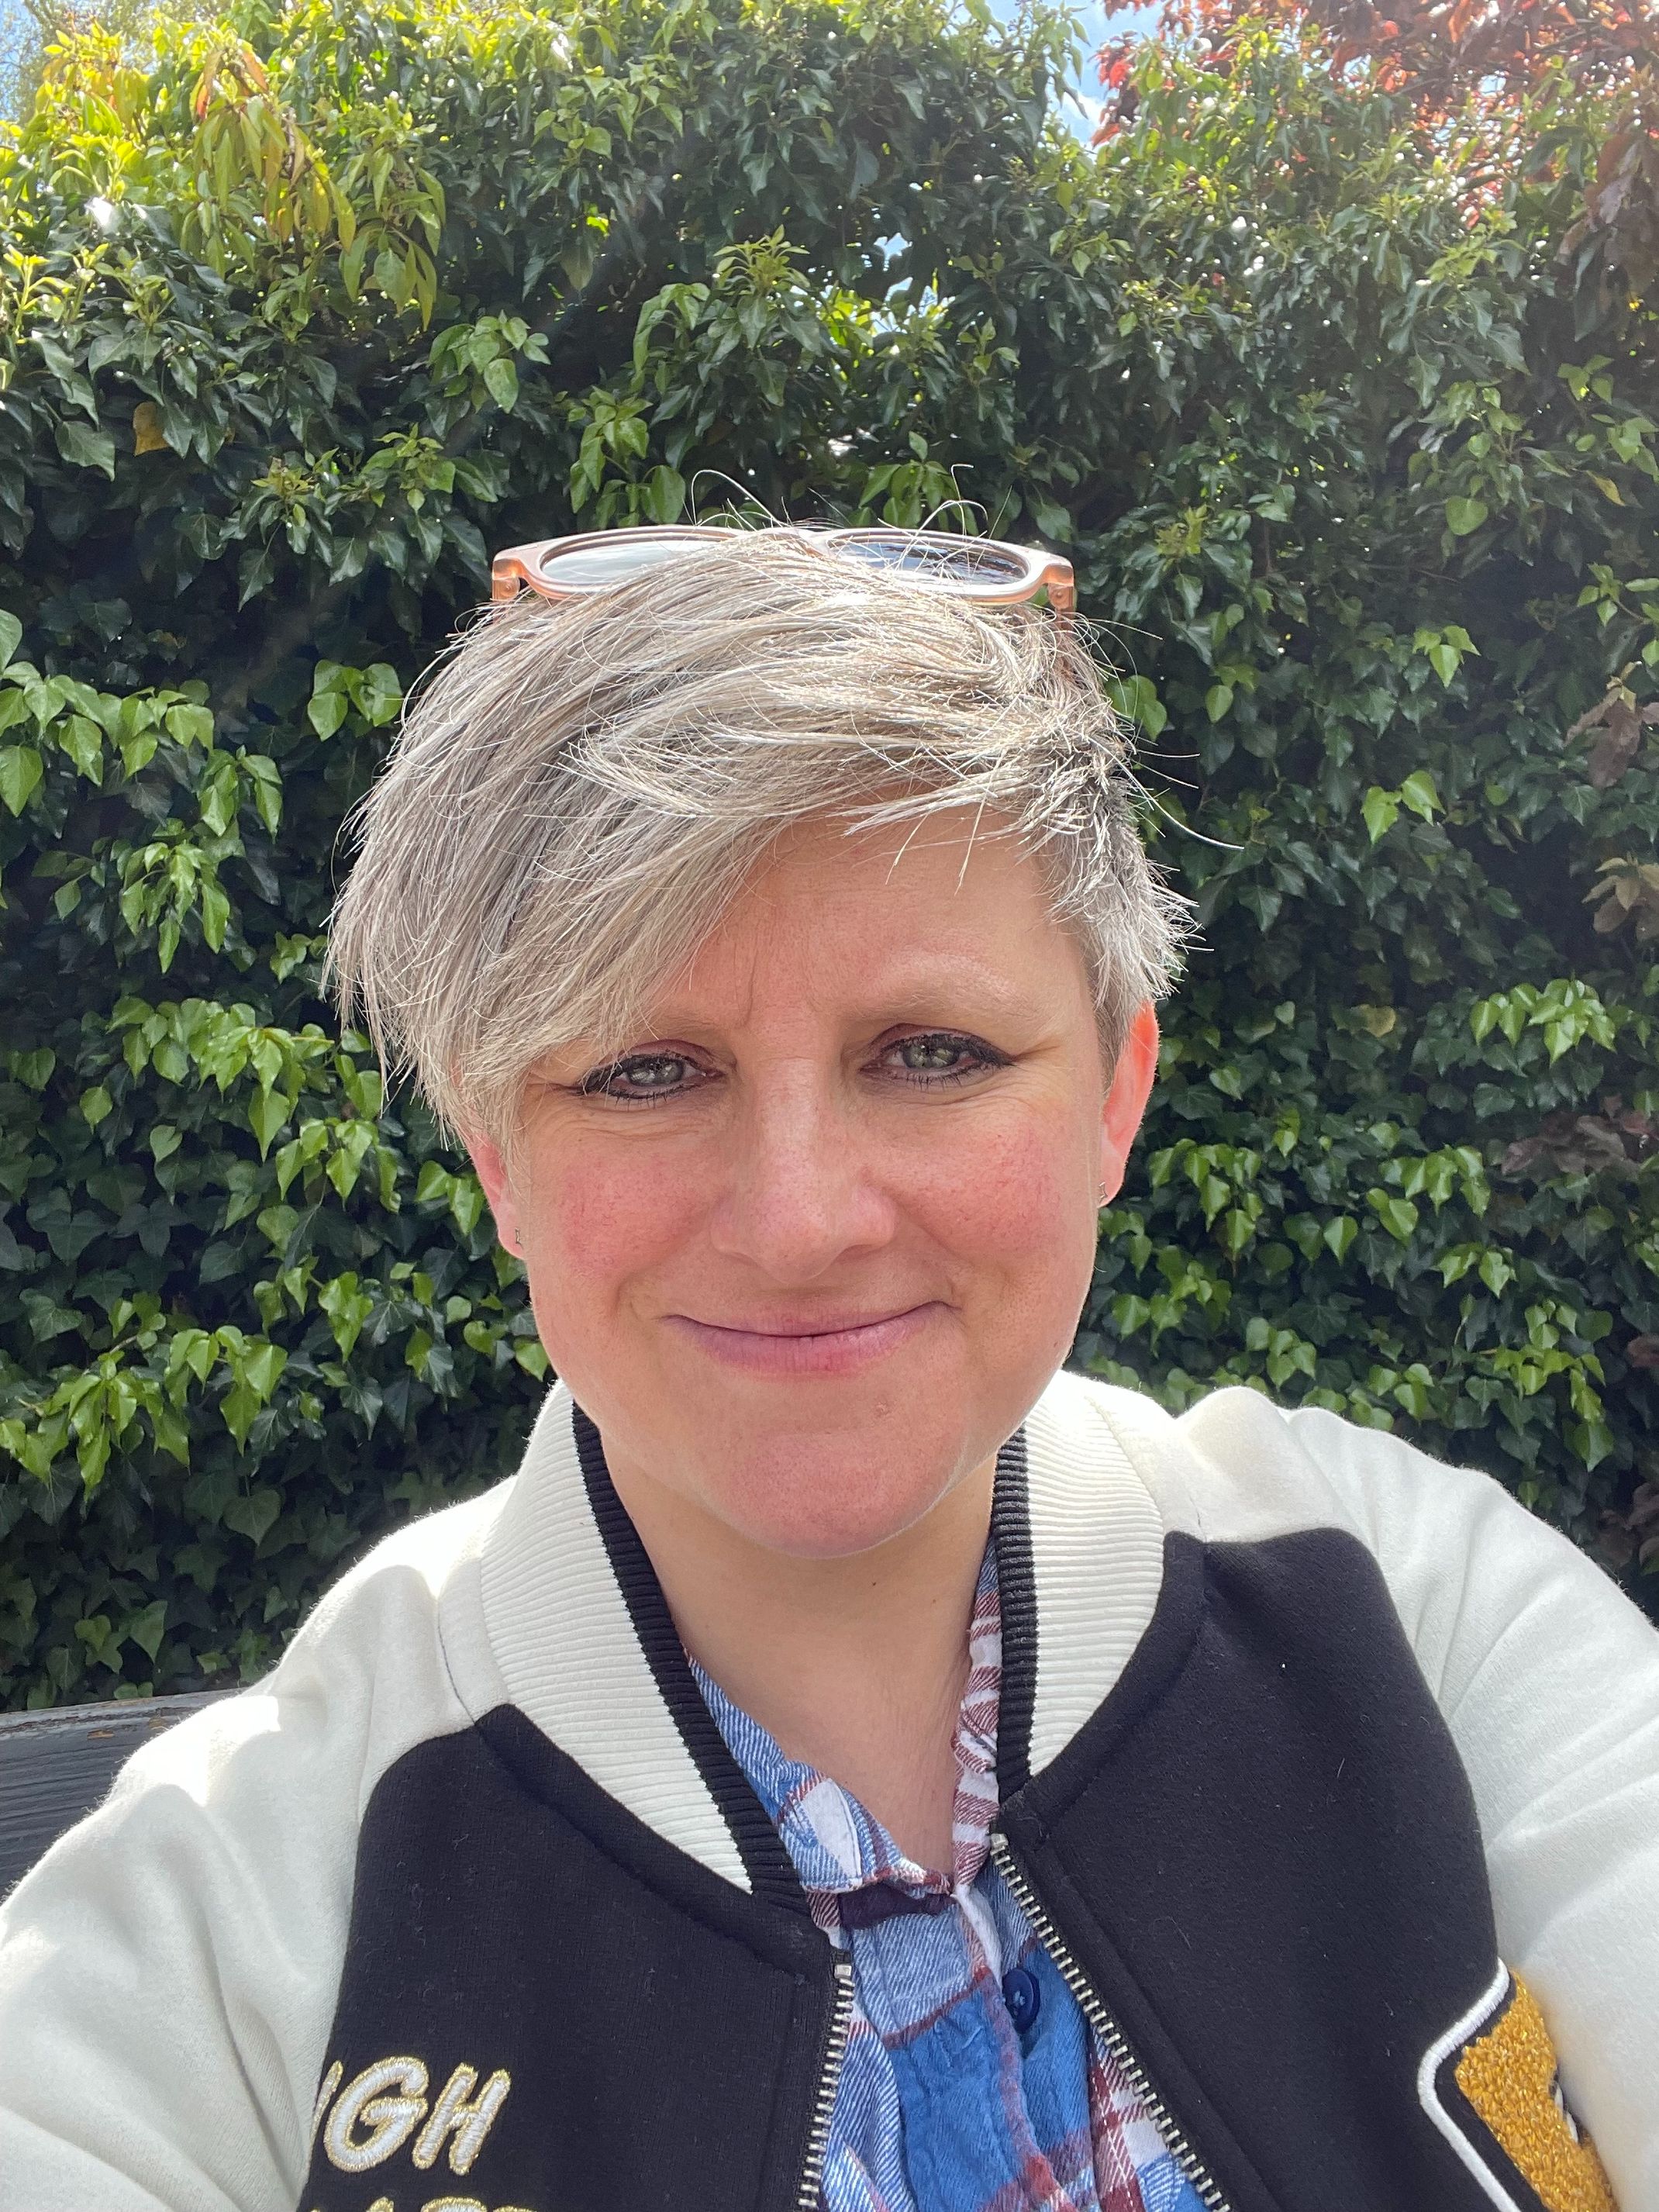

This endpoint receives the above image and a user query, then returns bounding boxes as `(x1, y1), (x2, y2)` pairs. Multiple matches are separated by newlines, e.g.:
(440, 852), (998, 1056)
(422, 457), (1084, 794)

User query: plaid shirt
(692, 1547), (1209, 2212)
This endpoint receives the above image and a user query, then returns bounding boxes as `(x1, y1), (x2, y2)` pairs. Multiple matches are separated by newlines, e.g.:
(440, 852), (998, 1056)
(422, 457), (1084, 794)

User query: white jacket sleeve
(0, 1511), (485, 2212)
(1282, 1406), (1659, 2212)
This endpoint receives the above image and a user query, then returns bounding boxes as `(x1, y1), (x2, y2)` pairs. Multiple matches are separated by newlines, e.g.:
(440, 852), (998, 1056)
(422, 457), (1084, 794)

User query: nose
(705, 1066), (897, 1282)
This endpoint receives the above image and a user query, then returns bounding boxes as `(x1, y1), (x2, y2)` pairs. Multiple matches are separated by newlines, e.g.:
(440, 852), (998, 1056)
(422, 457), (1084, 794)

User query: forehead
(644, 807), (1091, 1030)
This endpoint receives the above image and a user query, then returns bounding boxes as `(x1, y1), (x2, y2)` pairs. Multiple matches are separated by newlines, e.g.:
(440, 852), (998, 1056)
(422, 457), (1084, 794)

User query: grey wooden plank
(0, 1693), (224, 1899)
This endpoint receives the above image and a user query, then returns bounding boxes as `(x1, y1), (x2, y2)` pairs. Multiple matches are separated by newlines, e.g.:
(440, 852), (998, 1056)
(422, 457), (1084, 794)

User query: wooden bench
(0, 1693), (219, 1899)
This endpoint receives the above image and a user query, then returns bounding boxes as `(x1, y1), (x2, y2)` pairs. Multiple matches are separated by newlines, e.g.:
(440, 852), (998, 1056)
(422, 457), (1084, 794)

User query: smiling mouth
(664, 1303), (941, 1376)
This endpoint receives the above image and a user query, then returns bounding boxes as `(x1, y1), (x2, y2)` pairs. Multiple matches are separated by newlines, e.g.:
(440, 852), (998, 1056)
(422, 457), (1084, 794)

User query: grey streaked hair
(327, 530), (1188, 1141)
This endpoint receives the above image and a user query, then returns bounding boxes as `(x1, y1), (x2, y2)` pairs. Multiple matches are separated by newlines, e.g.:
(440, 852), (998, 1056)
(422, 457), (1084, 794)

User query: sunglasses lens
(836, 533), (1031, 587)
(531, 531), (718, 591)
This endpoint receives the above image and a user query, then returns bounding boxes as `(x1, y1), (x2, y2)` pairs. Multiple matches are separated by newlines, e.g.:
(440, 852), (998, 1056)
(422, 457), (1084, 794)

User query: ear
(464, 1127), (527, 1260)
(1099, 1002), (1159, 1206)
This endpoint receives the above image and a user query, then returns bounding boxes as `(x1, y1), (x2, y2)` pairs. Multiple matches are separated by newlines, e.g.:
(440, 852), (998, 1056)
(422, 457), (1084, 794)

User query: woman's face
(471, 810), (1157, 1559)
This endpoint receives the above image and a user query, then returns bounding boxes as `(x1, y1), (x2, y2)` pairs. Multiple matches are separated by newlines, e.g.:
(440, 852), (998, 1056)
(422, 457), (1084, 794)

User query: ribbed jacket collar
(477, 1368), (1166, 1894)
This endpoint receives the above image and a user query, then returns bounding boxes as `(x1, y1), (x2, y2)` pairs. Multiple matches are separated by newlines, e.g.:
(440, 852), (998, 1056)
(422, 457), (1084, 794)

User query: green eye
(882, 1031), (1007, 1084)
(617, 1054), (688, 1089)
(897, 1036), (969, 1071)
(581, 1052), (705, 1100)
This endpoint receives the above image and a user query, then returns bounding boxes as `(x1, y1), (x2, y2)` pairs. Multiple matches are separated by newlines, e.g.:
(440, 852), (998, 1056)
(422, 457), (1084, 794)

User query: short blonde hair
(328, 530), (1187, 1140)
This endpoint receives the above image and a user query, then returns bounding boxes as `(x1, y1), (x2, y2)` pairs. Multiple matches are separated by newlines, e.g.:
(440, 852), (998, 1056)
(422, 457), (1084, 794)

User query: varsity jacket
(1, 1371), (1656, 2212)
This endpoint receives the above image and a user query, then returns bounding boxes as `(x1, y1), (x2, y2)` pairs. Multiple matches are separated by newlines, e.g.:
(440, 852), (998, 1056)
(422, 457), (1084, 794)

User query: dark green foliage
(1, 0), (1655, 1706)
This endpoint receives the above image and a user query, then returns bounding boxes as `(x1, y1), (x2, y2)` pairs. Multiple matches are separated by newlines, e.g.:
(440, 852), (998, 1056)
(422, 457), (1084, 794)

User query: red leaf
(1588, 699), (1642, 786)
(1597, 129), (1637, 185)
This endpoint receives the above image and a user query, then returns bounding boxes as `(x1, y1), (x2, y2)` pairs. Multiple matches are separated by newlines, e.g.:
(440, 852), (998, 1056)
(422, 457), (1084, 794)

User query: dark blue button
(1002, 1964), (1041, 2037)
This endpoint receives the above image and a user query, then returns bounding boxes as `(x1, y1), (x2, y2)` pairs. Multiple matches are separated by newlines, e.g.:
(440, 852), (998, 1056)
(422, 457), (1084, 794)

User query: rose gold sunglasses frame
(490, 523), (1076, 615)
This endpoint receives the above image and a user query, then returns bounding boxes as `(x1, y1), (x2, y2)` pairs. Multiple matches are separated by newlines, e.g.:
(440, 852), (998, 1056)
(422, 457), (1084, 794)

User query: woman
(0, 526), (1654, 2212)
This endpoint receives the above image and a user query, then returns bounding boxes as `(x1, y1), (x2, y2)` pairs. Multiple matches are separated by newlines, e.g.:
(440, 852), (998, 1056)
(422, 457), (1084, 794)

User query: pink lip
(664, 1303), (941, 1377)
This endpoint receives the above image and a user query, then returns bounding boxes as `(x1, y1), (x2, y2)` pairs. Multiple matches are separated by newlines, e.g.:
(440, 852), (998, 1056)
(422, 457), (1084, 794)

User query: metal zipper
(795, 1953), (857, 2211)
(988, 1831), (1233, 2212)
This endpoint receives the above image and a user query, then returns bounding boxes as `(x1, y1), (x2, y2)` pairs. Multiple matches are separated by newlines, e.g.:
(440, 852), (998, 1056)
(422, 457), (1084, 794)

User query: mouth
(664, 1303), (942, 1378)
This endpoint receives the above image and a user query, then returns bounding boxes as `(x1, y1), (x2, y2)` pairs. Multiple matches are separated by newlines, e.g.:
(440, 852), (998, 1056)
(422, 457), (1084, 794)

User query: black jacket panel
(1002, 1528), (1511, 2212)
(298, 1706), (837, 2212)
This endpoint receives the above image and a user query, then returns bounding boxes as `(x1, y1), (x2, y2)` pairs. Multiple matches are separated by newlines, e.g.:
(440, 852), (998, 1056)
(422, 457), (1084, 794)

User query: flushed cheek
(522, 1145), (706, 1320)
(912, 1117), (1097, 1290)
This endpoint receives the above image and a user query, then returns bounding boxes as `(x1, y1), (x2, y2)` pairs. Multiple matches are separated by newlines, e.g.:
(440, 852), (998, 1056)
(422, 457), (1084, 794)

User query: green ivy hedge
(1, 0), (1655, 1706)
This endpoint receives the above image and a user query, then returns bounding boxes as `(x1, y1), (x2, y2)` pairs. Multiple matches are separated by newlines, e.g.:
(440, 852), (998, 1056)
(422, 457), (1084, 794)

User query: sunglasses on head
(489, 523), (1076, 613)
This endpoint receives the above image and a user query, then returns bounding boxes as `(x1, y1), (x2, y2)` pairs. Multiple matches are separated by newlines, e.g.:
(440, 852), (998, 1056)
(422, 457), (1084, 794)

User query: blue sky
(1038, 1), (1160, 136)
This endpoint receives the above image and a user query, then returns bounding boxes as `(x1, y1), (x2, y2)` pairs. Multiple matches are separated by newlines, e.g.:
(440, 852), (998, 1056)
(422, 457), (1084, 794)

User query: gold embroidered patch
(1453, 1973), (1616, 2212)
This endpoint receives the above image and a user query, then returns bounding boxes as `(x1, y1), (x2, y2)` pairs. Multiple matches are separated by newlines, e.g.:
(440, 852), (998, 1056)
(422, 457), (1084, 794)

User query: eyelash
(579, 1031), (1009, 1106)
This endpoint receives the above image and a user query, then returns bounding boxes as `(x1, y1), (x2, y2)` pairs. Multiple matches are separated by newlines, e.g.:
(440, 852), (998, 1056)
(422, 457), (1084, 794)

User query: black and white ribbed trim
(480, 1375), (1169, 1895)
(991, 1426), (1038, 1800)
(571, 1404), (810, 1914)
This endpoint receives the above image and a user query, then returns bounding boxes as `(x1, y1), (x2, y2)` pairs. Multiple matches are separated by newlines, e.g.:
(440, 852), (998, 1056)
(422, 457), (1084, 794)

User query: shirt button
(1002, 1964), (1041, 2038)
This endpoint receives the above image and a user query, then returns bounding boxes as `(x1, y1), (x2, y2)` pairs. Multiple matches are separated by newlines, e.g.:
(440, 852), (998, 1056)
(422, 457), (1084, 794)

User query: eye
(877, 1030), (1009, 1086)
(580, 1051), (713, 1103)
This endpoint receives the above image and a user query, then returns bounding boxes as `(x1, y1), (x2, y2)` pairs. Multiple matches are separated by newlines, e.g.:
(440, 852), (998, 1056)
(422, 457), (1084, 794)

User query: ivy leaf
(223, 1486), (281, 1540)
(54, 419), (117, 478)
(640, 464), (686, 525)
(1398, 769), (1441, 820)
(199, 878), (231, 953)
(1443, 495), (1488, 537)
(309, 687), (349, 739)
(482, 355), (519, 412)
(164, 702), (215, 749)
(1323, 1215), (1358, 1261)
(1368, 1191), (1420, 1244)
(1478, 1251), (1515, 1296)
(124, 1598), (168, 1659)
(0, 744), (43, 815)
(248, 1089), (290, 1158)
(244, 754), (283, 833)
(119, 728), (160, 778)
(0, 611), (21, 671)
(361, 667), (402, 725)
(240, 1342), (288, 1401)
(449, 1175), (486, 1237)
(1105, 675), (1169, 738)
(1361, 786), (1399, 843)
(58, 714), (104, 783)
(11, 1048), (55, 1090)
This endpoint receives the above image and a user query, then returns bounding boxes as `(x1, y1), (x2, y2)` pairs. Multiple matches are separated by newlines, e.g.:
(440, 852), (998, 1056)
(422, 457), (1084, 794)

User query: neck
(603, 1448), (997, 1873)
